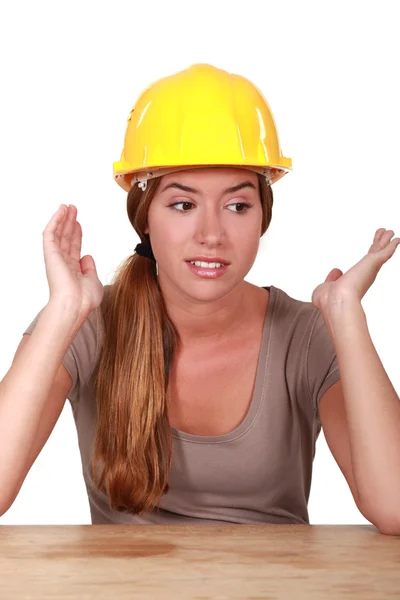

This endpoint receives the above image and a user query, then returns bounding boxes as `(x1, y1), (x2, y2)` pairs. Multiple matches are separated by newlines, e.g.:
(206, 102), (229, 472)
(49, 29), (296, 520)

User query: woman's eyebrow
(160, 181), (257, 194)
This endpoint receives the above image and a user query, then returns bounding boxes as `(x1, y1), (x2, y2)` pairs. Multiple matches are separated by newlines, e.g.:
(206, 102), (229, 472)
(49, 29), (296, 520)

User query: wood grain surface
(0, 524), (399, 599)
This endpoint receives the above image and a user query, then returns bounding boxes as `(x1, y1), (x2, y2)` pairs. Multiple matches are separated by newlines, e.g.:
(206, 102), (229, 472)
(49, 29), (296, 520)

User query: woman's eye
(169, 202), (252, 213)
(169, 201), (193, 211)
(227, 203), (252, 213)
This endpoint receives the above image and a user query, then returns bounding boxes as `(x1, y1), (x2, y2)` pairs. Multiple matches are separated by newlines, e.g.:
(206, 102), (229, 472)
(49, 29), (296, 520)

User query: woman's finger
(60, 205), (76, 256)
(70, 220), (83, 264)
(43, 204), (67, 242)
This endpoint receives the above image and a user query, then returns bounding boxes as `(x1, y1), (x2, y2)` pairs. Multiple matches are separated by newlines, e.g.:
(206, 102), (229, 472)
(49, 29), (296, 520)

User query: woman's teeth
(190, 261), (224, 268)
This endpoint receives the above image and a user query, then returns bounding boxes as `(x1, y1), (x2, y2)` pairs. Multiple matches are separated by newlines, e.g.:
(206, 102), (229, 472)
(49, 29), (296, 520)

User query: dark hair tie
(134, 242), (156, 262)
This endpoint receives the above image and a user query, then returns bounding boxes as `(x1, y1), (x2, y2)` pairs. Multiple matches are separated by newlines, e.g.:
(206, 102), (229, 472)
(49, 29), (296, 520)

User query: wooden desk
(0, 524), (399, 599)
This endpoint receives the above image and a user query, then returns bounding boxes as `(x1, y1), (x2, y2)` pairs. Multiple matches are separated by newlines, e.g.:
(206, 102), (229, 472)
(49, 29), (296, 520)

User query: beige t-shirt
(23, 284), (340, 524)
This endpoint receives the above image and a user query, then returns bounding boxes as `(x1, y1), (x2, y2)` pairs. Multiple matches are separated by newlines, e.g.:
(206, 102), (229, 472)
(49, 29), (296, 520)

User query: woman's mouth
(185, 260), (229, 279)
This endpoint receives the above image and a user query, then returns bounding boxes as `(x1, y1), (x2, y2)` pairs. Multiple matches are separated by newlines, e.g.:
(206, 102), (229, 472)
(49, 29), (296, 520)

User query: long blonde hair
(92, 172), (274, 514)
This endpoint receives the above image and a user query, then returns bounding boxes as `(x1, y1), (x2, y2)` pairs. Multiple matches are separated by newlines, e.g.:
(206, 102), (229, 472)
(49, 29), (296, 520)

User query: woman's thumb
(80, 255), (97, 275)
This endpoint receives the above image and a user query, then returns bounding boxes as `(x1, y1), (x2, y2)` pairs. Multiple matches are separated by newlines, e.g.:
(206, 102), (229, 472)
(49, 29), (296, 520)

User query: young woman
(2, 64), (400, 533)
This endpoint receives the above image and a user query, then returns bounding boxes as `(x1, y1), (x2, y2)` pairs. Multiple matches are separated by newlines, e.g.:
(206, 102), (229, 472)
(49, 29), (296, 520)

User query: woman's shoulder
(265, 284), (322, 342)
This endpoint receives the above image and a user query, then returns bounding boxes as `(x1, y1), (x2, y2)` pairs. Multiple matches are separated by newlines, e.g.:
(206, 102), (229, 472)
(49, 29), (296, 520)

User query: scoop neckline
(171, 284), (277, 444)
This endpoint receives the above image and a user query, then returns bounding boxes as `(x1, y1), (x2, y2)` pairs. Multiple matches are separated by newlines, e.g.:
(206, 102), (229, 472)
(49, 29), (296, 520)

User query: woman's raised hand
(42, 204), (104, 318)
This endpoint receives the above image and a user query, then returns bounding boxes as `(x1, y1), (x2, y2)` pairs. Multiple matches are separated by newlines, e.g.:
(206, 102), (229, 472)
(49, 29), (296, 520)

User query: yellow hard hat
(113, 63), (292, 192)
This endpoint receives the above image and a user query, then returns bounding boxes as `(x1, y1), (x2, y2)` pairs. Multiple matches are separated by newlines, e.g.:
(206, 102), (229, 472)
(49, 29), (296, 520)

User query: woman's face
(144, 167), (263, 300)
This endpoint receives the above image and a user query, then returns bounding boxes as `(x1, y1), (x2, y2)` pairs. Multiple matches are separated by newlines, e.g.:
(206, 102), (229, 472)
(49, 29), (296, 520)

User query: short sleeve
(306, 308), (341, 414)
(22, 305), (99, 404)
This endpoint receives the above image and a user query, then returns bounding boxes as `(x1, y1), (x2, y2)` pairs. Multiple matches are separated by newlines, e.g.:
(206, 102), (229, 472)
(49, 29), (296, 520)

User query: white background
(0, 0), (399, 525)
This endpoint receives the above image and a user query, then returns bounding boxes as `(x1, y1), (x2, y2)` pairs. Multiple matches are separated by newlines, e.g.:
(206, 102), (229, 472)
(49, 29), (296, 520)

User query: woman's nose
(195, 208), (225, 242)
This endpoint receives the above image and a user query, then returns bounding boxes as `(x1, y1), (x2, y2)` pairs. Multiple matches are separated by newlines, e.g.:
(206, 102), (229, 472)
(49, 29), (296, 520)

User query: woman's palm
(42, 204), (104, 316)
